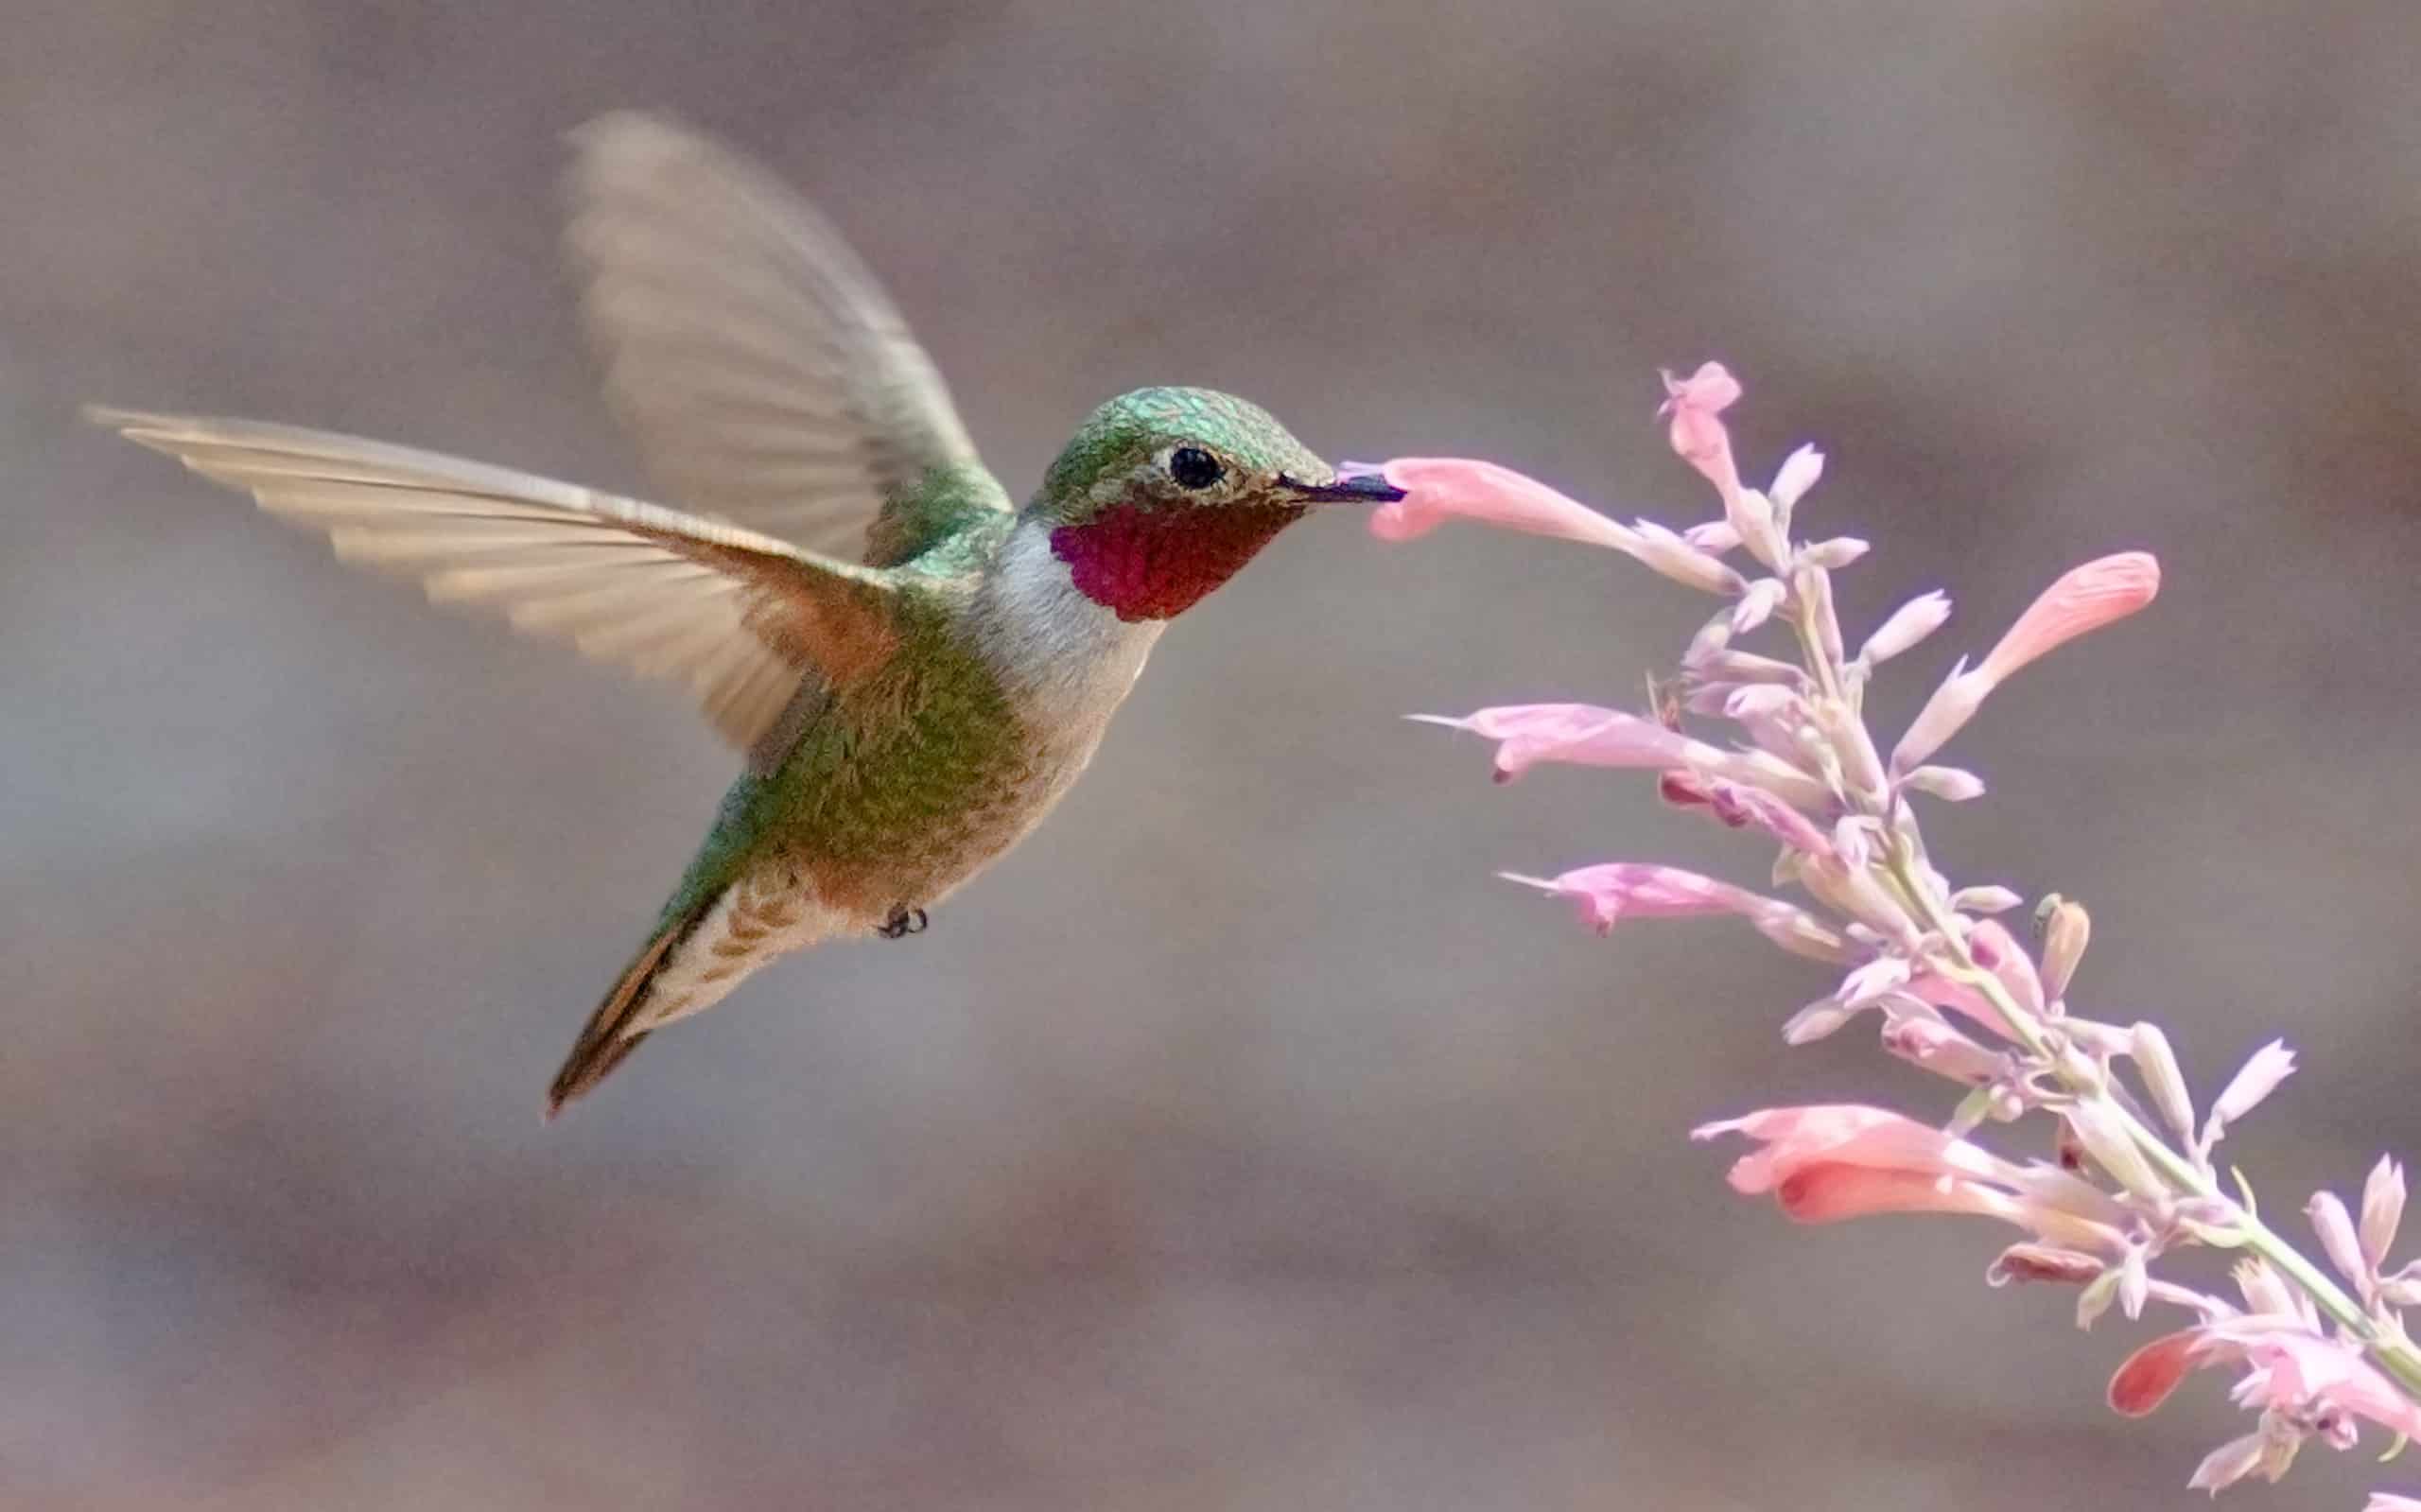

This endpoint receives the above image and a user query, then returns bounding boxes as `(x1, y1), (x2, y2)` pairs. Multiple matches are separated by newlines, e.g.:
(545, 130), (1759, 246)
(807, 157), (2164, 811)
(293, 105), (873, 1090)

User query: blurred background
(7, 2), (2420, 1507)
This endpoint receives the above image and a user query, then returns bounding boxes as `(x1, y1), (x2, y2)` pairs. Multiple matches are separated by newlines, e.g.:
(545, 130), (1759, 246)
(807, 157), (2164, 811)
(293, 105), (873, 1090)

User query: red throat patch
(1049, 500), (1306, 622)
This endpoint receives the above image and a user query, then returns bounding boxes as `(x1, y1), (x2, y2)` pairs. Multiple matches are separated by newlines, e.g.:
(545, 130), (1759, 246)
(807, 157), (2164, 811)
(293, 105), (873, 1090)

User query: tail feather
(545, 909), (694, 1119)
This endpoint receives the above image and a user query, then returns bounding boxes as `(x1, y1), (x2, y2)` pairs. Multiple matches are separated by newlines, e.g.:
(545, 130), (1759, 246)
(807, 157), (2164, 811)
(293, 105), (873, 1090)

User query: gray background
(8, 2), (2420, 1507)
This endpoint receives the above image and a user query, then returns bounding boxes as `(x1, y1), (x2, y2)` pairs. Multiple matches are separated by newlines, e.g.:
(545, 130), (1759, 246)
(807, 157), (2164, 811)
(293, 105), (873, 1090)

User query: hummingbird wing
(564, 113), (1014, 569)
(90, 408), (906, 753)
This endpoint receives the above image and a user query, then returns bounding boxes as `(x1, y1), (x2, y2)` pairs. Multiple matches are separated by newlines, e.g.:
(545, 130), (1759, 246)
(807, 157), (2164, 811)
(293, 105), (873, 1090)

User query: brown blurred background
(7, 2), (2421, 1507)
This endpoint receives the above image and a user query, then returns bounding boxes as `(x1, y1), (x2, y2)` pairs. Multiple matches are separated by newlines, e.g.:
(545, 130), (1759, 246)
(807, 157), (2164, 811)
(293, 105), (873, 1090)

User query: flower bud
(1988, 1243), (2106, 1287)
(2361, 1156), (2405, 1272)
(1951, 885), (2024, 915)
(2128, 1022), (2195, 1142)
(2039, 898), (2091, 1001)
(2306, 1191), (2369, 1289)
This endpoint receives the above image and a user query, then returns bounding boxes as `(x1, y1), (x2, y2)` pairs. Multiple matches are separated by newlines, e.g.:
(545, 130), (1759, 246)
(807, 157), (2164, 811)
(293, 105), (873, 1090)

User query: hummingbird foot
(878, 906), (929, 940)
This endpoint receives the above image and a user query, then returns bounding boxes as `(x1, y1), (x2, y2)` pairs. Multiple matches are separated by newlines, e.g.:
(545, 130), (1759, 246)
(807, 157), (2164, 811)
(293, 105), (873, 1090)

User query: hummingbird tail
(544, 908), (696, 1120)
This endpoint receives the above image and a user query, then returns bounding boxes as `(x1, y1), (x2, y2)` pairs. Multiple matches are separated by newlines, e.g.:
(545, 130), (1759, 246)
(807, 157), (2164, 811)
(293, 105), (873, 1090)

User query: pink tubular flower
(1414, 703), (1833, 810)
(1695, 1104), (2124, 1244)
(1659, 360), (1788, 568)
(1364, 458), (1637, 550)
(1703, 779), (1832, 854)
(1501, 863), (1845, 962)
(2113, 1323), (2421, 1459)
(1409, 703), (1693, 782)
(1975, 552), (2164, 687)
(1890, 552), (2162, 773)
(1363, 457), (1749, 594)
(1658, 361), (1744, 502)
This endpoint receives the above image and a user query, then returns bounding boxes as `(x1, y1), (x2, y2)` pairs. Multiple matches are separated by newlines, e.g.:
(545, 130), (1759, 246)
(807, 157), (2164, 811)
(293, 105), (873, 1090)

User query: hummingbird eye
(1167, 446), (1224, 491)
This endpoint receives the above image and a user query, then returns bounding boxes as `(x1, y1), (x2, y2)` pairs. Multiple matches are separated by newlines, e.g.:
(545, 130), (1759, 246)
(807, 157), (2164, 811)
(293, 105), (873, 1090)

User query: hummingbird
(91, 113), (1403, 1116)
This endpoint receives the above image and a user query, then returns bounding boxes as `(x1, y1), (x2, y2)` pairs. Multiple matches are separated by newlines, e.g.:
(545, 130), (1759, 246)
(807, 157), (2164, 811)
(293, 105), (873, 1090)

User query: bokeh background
(8, 3), (2421, 1507)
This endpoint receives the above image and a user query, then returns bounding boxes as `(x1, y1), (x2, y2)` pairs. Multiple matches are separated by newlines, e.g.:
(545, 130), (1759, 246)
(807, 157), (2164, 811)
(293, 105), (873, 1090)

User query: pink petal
(1413, 703), (1696, 782)
(2222, 1327), (2421, 1439)
(1658, 360), (1744, 500)
(1890, 555), (2160, 773)
(2108, 1330), (2204, 1416)
(1881, 1016), (2007, 1086)
(1773, 1163), (2019, 1225)
(1691, 1104), (2008, 1192)
(1504, 862), (1798, 939)
(1987, 1243), (2106, 1286)
(1367, 457), (1638, 550)
(1975, 552), (2162, 687)
(1704, 780), (1833, 854)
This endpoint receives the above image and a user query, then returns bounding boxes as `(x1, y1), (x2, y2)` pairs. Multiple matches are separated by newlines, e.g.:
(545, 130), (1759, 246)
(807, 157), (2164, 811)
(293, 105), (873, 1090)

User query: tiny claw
(878, 907), (929, 941)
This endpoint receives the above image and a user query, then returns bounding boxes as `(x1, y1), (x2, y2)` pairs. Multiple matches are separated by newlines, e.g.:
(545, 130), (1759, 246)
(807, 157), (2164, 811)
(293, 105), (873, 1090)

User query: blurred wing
(566, 113), (1011, 566)
(90, 408), (904, 754)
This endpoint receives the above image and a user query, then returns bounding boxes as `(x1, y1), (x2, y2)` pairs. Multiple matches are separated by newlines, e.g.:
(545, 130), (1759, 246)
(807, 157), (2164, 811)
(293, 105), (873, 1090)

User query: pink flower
(1502, 863), (1846, 962)
(1414, 703), (1833, 809)
(1364, 457), (1637, 550)
(1881, 1016), (2009, 1087)
(1695, 1104), (2125, 1244)
(2112, 1324), (2421, 1450)
(1890, 553), (2162, 773)
(2108, 1329), (2203, 1417)
(1975, 551), (2163, 688)
(1364, 457), (1748, 594)
(1703, 779), (1832, 854)
(1658, 361), (1744, 502)
(1658, 361), (1789, 568)
(1408, 703), (1692, 782)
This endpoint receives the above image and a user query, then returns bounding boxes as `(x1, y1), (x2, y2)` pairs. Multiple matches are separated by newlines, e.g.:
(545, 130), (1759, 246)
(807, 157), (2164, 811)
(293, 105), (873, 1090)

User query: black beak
(1283, 469), (1406, 505)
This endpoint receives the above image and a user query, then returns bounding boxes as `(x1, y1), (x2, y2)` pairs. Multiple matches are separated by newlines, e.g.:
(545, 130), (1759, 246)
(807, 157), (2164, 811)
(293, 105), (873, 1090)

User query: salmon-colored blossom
(1890, 553), (2162, 773)
(1974, 552), (2163, 687)
(2113, 1321), (2421, 1484)
(1362, 458), (1636, 549)
(1694, 1104), (2124, 1245)
(1362, 457), (1747, 595)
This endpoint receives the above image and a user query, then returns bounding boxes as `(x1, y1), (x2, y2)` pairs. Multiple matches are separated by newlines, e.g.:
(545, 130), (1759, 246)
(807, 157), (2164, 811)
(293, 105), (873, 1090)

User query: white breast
(974, 520), (1165, 743)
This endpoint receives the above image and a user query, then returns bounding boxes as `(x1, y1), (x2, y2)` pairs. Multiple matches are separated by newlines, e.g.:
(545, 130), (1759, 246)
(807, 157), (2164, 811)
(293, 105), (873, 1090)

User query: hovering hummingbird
(91, 113), (1402, 1115)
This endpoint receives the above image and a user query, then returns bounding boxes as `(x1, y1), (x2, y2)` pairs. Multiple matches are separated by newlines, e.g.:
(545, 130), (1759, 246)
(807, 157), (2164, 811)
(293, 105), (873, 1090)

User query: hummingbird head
(1028, 387), (1402, 622)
